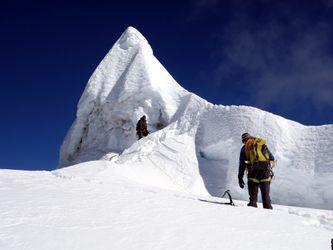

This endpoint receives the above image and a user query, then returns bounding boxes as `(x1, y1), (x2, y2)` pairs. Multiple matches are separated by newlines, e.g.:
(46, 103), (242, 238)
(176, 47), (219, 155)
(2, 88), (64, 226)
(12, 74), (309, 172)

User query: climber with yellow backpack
(238, 133), (275, 209)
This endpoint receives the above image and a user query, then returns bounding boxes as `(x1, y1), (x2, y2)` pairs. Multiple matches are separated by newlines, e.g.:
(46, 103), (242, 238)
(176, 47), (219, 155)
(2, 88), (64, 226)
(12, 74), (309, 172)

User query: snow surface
(59, 27), (333, 210)
(60, 26), (188, 166)
(0, 163), (332, 250)
(2, 27), (333, 249)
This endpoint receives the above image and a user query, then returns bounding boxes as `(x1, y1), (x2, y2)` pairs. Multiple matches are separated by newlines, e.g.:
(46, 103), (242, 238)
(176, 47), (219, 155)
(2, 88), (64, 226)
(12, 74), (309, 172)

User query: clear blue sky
(1, 0), (333, 170)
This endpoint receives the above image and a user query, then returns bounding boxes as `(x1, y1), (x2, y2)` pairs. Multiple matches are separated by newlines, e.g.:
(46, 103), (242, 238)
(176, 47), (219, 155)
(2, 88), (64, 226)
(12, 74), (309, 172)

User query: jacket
(238, 145), (275, 180)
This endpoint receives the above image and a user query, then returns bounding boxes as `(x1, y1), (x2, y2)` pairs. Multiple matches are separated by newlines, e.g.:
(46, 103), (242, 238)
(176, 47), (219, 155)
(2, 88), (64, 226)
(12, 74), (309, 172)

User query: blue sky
(1, 0), (333, 170)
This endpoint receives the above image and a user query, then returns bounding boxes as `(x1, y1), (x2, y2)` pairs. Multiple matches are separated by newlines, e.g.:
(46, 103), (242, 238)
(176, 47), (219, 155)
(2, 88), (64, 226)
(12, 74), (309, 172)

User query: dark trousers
(248, 181), (272, 209)
(137, 131), (148, 140)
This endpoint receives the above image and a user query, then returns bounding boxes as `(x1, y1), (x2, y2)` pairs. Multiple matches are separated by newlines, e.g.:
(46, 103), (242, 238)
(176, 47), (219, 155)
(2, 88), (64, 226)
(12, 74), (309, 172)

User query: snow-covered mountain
(60, 27), (333, 210)
(60, 27), (189, 166)
(1, 27), (333, 250)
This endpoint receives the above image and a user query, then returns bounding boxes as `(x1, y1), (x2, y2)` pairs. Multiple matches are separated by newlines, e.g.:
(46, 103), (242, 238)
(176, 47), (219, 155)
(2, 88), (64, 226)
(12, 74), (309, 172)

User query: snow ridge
(60, 27), (188, 167)
(59, 27), (333, 210)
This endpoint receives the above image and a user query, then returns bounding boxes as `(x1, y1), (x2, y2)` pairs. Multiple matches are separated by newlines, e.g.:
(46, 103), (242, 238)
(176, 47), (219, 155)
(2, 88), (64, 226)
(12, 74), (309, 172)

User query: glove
(238, 178), (245, 189)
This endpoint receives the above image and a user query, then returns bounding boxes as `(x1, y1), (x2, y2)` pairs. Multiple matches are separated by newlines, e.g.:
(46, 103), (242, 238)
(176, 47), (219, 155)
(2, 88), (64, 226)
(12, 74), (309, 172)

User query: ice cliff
(60, 27), (189, 166)
(60, 27), (333, 209)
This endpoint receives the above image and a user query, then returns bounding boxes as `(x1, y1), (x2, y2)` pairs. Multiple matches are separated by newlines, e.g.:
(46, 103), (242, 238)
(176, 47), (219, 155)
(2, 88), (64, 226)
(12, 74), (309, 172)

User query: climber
(136, 115), (149, 140)
(238, 132), (275, 209)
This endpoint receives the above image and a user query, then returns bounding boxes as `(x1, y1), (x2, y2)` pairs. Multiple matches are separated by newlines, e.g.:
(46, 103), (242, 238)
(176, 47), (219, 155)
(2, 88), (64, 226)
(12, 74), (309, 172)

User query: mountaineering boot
(247, 203), (258, 208)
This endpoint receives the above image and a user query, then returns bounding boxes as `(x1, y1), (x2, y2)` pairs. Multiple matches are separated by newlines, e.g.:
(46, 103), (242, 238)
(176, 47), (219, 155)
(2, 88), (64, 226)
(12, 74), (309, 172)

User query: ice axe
(222, 190), (235, 206)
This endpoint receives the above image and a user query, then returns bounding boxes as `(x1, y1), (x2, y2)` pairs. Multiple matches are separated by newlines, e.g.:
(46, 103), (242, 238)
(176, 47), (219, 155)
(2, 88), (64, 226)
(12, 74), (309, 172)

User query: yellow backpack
(245, 137), (270, 164)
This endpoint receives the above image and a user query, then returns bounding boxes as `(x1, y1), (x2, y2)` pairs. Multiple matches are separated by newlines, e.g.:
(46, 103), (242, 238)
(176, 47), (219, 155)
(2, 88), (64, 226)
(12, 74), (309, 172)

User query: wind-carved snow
(1, 26), (332, 250)
(60, 27), (188, 167)
(1, 165), (332, 250)
(196, 105), (333, 209)
(60, 26), (333, 210)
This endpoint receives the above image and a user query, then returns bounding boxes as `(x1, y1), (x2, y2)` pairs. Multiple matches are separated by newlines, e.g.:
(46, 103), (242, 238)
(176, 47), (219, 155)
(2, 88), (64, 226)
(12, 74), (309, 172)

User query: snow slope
(0, 163), (332, 250)
(60, 27), (188, 167)
(59, 27), (333, 210)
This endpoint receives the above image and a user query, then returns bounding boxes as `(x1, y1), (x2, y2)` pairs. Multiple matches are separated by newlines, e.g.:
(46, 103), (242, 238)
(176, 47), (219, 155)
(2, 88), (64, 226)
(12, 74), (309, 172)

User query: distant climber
(238, 133), (275, 209)
(136, 115), (149, 140)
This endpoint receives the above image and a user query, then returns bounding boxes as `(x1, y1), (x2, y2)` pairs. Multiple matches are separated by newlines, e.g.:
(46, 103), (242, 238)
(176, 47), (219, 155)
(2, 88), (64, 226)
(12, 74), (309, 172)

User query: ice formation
(60, 27), (333, 209)
(60, 27), (188, 166)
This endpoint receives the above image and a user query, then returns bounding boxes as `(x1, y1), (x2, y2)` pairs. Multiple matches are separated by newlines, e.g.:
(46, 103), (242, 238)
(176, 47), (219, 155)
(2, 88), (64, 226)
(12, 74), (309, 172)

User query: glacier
(59, 26), (333, 210)
(1, 26), (333, 250)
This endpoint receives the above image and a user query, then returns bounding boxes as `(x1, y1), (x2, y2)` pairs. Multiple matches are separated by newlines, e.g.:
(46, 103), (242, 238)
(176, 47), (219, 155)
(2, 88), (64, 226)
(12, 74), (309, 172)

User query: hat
(242, 133), (251, 142)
